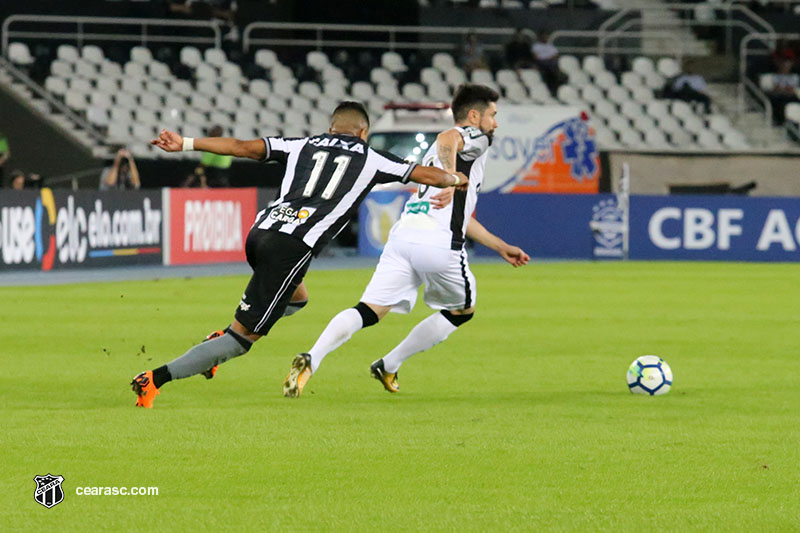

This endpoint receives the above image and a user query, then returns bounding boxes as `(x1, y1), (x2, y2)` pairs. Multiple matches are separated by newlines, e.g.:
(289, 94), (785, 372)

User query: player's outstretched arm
(151, 129), (266, 160)
(466, 218), (530, 267)
(436, 128), (465, 174)
(409, 166), (469, 190)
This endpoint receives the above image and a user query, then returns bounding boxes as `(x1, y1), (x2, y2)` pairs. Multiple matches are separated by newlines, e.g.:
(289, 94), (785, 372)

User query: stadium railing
(1, 15), (222, 58)
(738, 31), (800, 129)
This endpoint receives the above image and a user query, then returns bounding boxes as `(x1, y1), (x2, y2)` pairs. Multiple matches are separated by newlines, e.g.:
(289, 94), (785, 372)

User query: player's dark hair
(332, 101), (370, 127)
(451, 84), (499, 122)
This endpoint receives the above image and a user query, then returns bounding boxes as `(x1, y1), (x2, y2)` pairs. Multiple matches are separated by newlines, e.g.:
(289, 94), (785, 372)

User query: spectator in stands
(532, 31), (561, 94)
(768, 60), (800, 125)
(182, 125), (232, 188)
(459, 31), (489, 74)
(771, 39), (797, 71)
(665, 64), (712, 113)
(100, 148), (141, 190)
(504, 28), (535, 71)
(0, 130), (8, 186)
(9, 169), (26, 190)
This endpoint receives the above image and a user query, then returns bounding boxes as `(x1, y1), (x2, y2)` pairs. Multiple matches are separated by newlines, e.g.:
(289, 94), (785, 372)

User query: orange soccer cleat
(131, 370), (160, 408)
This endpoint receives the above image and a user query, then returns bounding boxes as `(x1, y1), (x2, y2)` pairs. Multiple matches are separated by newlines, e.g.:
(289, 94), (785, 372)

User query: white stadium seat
(759, 74), (775, 92)
(221, 61), (243, 81)
(606, 85), (630, 106)
(81, 45), (105, 65)
(427, 82), (451, 101)
(471, 69), (494, 85)
(238, 93), (260, 112)
(139, 93), (163, 111)
(669, 129), (693, 148)
(785, 103), (800, 123)
(631, 56), (655, 76)
(376, 83), (400, 101)
(621, 72), (642, 91)
(583, 55), (606, 75)
(593, 71), (617, 90)
(299, 81), (322, 100)
(631, 86), (654, 104)
(204, 48), (227, 67)
(322, 81), (348, 100)
(580, 85), (605, 105)
(124, 61), (147, 78)
(696, 129), (723, 149)
(9, 42), (34, 66)
(567, 70), (591, 89)
(671, 100), (694, 120)
(273, 79), (297, 98)
(65, 91), (88, 111)
(657, 115), (683, 134)
(644, 128), (670, 148)
(381, 51), (407, 73)
(307, 51), (329, 70)
(707, 114), (732, 134)
(234, 109), (258, 126)
(496, 69), (518, 88)
(644, 71), (666, 90)
(619, 128), (644, 148)
(432, 52), (455, 72)
(321, 64), (345, 81)
(607, 114), (630, 134)
(504, 83), (529, 103)
(681, 114), (706, 135)
(249, 79), (271, 100)
(402, 83), (427, 100)
(723, 130), (749, 149)
(289, 94), (314, 113)
(257, 109), (281, 126)
(195, 62), (217, 81)
(89, 91), (113, 108)
(108, 122), (130, 144)
(593, 99), (617, 120)
(445, 68), (467, 88)
(558, 55), (581, 74)
(87, 106), (109, 127)
(100, 60), (123, 77)
(646, 100), (670, 119)
(557, 84), (581, 105)
(196, 80), (218, 97)
(51, 59), (73, 78)
(121, 77), (144, 94)
(519, 69), (543, 87)
(657, 57), (681, 79)
(45, 76), (68, 96)
(69, 77), (93, 94)
(57, 44), (80, 63)
(214, 94), (237, 113)
(421, 67), (444, 87)
(370, 67), (394, 85)
(180, 46), (202, 68)
(131, 46), (153, 65)
(620, 100), (643, 120)
(254, 49), (279, 69)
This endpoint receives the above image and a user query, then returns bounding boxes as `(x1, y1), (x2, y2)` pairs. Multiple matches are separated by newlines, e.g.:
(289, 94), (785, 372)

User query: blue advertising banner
(358, 190), (412, 256)
(630, 195), (800, 262)
(473, 193), (800, 262)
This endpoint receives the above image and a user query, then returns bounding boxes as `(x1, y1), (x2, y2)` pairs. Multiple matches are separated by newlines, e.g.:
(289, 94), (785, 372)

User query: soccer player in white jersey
(284, 84), (530, 397)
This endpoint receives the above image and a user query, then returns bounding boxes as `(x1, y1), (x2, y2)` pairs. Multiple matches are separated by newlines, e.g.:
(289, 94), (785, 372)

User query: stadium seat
(681, 114), (706, 135)
(180, 46), (202, 68)
(370, 67), (394, 85)
(381, 51), (407, 73)
(233, 125), (257, 139)
(557, 84), (581, 105)
(140, 92), (163, 111)
(432, 52), (455, 72)
(221, 61), (243, 81)
(249, 79), (271, 100)
(504, 83), (529, 103)
(214, 94), (237, 113)
(621, 71), (642, 91)
(321, 64), (346, 82)
(643, 71), (666, 90)
(146, 79), (169, 97)
(273, 79), (296, 98)
(108, 122), (131, 144)
(445, 68), (467, 88)
(254, 49), (279, 70)
(646, 100), (670, 119)
(69, 77), (92, 94)
(631, 56), (655, 76)
(121, 77), (145, 94)
(309, 111), (329, 132)
(148, 61), (172, 82)
(558, 55), (580, 74)
(132, 122), (156, 142)
(189, 93), (213, 110)
(607, 114), (630, 134)
(471, 69), (494, 85)
(420, 67), (444, 87)
(620, 100), (643, 120)
(195, 63), (217, 81)
(51, 59), (73, 78)
(266, 95), (289, 113)
(299, 81), (322, 100)
(322, 81), (348, 100)
(722, 130), (749, 149)
(759, 74), (775, 92)
(567, 70), (591, 89)
(696, 129), (723, 149)
(307, 50), (329, 71)
(9, 42), (34, 66)
(89, 90), (113, 108)
(376, 83), (400, 101)
(657, 57), (681, 79)
(44, 76), (68, 97)
(606, 85), (630, 106)
(593, 99), (617, 120)
(135, 108), (159, 126)
(234, 109), (257, 126)
(630, 86), (654, 104)
(657, 115), (683, 135)
(633, 114), (657, 132)
(785, 102), (800, 123)
(124, 61), (147, 78)
(581, 84), (605, 105)
(402, 82), (427, 100)
(289, 94), (314, 113)
(65, 91), (88, 111)
(706, 114), (732, 134)
(100, 60), (123, 78)
(593, 71), (617, 91)
(619, 128), (643, 148)
(427, 82), (451, 101)
(81, 45), (104, 65)
(257, 109), (281, 126)
(204, 48), (227, 67)
(237, 93), (260, 112)
(209, 110), (232, 127)
(131, 46), (153, 65)
(582, 55), (606, 76)
(86, 106), (109, 127)
(170, 79), (193, 97)
(351, 81), (374, 101)
(644, 128), (671, 148)
(669, 129), (693, 148)
(495, 69), (518, 89)
(518, 69), (543, 87)
(271, 64), (295, 81)
(57, 44), (80, 63)
(114, 92), (138, 111)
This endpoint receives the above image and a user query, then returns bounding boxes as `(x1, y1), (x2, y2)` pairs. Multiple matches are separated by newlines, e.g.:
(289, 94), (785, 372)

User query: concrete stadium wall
(607, 152), (800, 197)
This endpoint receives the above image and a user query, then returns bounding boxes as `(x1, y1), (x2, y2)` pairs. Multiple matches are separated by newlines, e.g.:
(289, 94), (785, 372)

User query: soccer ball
(626, 355), (673, 395)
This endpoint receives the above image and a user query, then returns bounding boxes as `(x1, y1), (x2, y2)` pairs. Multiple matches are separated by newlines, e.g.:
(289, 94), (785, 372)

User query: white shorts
(360, 238), (477, 314)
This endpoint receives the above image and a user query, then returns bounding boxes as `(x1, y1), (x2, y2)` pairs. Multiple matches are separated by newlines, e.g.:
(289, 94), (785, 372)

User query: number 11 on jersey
(303, 151), (351, 200)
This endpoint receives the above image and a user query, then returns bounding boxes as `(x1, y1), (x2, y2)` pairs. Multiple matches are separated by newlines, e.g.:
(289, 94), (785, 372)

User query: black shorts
(235, 229), (313, 335)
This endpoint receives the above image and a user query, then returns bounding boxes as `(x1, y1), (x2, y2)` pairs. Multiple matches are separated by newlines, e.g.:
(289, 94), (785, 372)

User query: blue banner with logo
(358, 190), (412, 256)
(473, 193), (800, 262)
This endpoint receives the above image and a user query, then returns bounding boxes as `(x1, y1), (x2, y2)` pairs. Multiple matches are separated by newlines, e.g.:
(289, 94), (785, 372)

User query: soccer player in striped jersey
(289, 85), (529, 396)
(131, 101), (468, 407)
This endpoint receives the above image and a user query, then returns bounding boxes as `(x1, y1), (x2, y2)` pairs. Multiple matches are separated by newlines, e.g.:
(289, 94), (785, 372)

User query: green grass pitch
(1, 261), (798, 530)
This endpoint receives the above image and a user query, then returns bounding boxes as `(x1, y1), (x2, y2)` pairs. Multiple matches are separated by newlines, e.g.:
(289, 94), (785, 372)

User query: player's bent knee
(354, 301), (379, 328)
(283, 299), (308, 317)
(441, 310), (474, 327)
(224, 326), (255, 352)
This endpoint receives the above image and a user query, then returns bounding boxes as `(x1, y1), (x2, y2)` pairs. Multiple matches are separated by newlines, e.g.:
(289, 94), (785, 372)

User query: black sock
(152, 365), (172, 389)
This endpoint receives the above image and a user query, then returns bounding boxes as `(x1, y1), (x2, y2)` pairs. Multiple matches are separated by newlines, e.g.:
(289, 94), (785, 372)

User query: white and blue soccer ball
(627, 355), (673, 395)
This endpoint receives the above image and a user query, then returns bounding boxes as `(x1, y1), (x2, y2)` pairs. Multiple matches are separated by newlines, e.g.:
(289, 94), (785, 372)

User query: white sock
(308, 308), (363, 373)
(382, 312), (458, 373)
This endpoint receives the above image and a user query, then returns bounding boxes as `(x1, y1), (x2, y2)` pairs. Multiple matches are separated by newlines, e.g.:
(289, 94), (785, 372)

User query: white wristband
(182, 137), (195, 152)
(450, 173), (460, 186)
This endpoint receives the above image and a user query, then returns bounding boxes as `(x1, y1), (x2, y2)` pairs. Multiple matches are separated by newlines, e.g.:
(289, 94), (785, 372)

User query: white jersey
(390, 126), (490, 250)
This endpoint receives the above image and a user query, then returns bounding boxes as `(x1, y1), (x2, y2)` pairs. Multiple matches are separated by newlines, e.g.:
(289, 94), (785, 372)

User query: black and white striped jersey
(254, 133), (416, 254)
